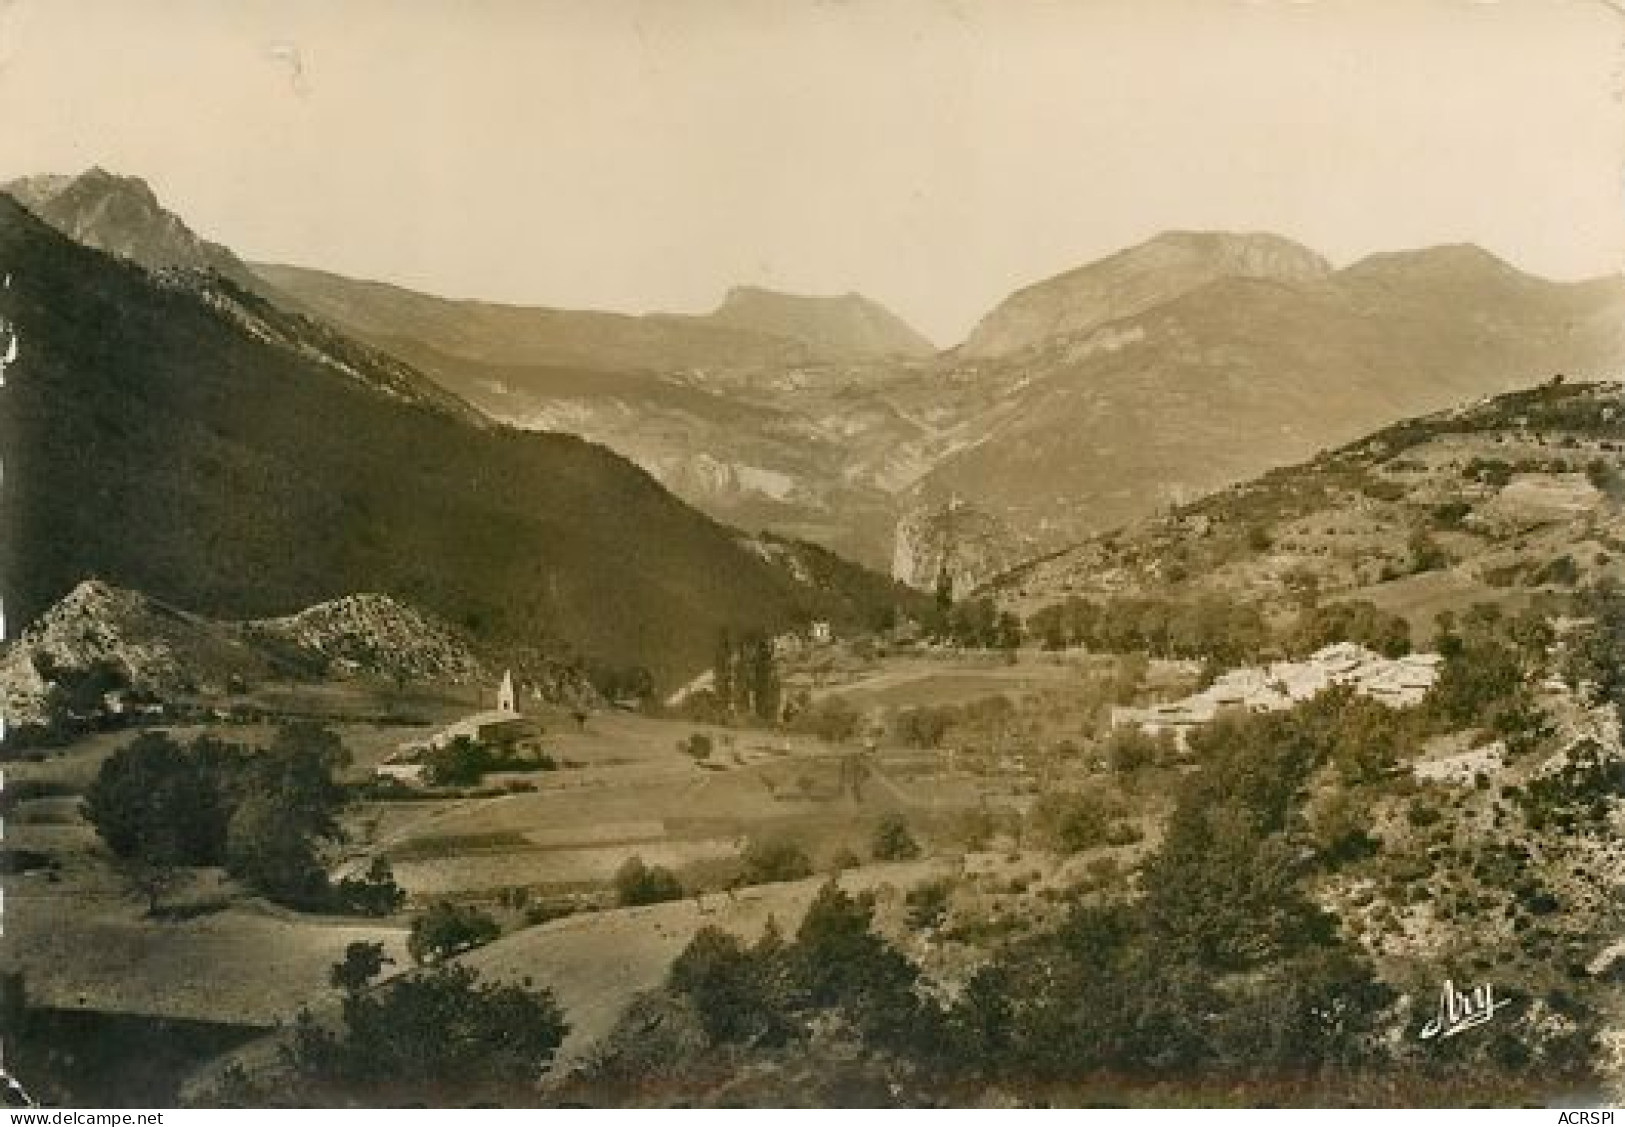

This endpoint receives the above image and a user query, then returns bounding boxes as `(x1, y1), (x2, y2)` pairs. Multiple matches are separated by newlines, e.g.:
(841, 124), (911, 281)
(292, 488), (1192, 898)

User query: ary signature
(1419, 978), (1512, 1041)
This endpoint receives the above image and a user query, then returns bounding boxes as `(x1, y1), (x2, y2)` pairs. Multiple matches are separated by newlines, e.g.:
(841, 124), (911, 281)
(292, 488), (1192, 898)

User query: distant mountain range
(908, 240), (1625, 543)
(0, 192), (922, 688)
(9, 167), (1623, 583)
(250, 266), (935, 374)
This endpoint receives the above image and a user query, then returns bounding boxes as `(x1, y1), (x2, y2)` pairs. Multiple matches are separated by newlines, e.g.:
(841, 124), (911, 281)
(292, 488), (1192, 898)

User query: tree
(408, 901), (501, 964)
(290, 962), (567, 1103)
(226, 794), (327, 904)
(614, 856), (684, 906)
(423, 735), (493, 787)
(85, 726), (355, 907)
(668, 925), (786, 1044)
(676, 732), (713, 760)
(330, 857), (407, 917)
(1408, 529), (1450, 574)
(747, 634), (782, 722)
(1428, 624), (1529, 729)
(113, 850), (185, 914)
(35, 656), (128, 721)
(329, 940), (393, 994)
(1142, 792), (1333, 972)
(1291, 600), (1411, 659)
(83, 731), (229, 865)
(788, 882), (924, 1045)
(263, 722), (351, 839)
(870, 813), (922, 861)
(713, 627), (734, 714)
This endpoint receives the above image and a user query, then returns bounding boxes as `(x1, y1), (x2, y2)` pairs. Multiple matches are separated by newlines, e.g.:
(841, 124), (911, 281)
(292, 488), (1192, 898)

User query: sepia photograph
(1, 0), (1624, 1109)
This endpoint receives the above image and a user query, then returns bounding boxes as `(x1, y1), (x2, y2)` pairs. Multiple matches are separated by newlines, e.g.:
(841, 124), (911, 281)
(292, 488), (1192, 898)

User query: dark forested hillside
(0, 199), (917, 688)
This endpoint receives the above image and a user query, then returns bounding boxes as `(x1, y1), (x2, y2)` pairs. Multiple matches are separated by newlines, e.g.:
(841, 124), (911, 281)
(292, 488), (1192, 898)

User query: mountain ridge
(12, 166), (1623, 580)
(955, 229), (1333, 358)
(0, 195), (922, 688)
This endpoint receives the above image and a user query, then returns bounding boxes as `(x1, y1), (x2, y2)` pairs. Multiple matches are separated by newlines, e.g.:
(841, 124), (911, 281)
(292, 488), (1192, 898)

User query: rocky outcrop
(0, 581), (488, 726)
(244, 594), (487, 684)
(891, 500), (1025, 597)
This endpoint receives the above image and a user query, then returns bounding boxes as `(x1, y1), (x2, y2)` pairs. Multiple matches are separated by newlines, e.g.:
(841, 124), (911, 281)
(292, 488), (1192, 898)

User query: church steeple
(497, 669), (517, 714)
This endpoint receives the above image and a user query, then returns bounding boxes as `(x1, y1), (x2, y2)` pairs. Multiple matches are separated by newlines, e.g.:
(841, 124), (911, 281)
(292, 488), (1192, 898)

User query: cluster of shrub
(82, 723), (403, 915)
(611, 814), (924, 913)
(1511, 738), (1625, 834)
(1564, 584), (1625, 723)
(272, 938), (568, 1106)
(420, 734), (556, 787)
(1027, 594), (1269, 665)
(644, 747), (1393, 1099)
(914, 595), (1023, 651)
(631, 660), (1612, 1100)
(1026, 594), (1412, 668)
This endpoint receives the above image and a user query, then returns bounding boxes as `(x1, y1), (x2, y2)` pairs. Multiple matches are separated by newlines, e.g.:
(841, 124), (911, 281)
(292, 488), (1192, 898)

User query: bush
(408, 900), (501, 964)
(905, 880), (951, 930)
(667, 923), (792, 1045)
(1027, 789), (1126, 853)
(792, 695), (862, 743)
(676, 732), (714, 760)
(892, 705), (956, 749)
(870, 813), (922, 861)
(1105, 726), (1173, 772)
(614, 856), (684, 906)
(328, 858), (407, 917)
(423, 736), (555, 787)
(290, 961), (567, 1102)
(1534, 555), (1579, 586)
(787, 883), (925, 1045)
(739, 836), (813, 886)
(329, 940), (393, 994)
(1409, 530), (1451, 574)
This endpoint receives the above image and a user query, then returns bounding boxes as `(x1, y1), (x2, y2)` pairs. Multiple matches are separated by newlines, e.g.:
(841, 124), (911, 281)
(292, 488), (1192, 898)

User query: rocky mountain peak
(708, 284), (936, 360)
(957, 229), (1331, 359)
(3, 166), (253, 285)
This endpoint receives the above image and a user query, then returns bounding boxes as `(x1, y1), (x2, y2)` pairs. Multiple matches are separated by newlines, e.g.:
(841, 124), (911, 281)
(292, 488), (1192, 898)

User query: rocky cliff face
(957, 230), (1331, 358)
(891, 500), (1026, 597)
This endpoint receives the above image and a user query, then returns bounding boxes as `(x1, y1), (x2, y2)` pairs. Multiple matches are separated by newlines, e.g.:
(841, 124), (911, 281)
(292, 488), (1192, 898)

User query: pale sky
(1, 0), (1622, 345)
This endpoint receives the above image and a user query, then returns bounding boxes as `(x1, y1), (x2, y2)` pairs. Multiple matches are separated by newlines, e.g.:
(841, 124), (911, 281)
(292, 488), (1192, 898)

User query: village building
(375, 669), (542, 785)
(1111, 643), (1443, 750)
